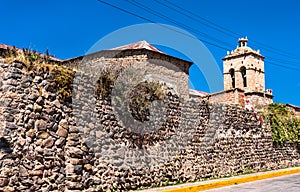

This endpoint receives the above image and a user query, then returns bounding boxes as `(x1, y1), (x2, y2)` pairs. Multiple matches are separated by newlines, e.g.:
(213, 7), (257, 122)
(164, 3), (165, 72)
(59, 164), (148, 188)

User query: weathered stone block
(35, 119), (47, 131)
(57, 127), (68, 138)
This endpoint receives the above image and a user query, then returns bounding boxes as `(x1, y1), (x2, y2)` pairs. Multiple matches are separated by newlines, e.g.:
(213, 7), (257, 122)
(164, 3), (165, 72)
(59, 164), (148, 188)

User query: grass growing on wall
(262, 103), (300, 144)
(2, 48), (75, 102)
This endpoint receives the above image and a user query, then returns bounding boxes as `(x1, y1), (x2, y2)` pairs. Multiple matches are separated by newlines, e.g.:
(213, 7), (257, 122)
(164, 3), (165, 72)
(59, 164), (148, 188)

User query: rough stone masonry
(0, 57), (299, 192)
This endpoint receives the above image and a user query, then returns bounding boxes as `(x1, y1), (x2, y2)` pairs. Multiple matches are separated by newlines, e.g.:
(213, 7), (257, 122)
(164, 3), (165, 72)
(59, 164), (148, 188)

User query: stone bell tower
(222, 37), (273, 108)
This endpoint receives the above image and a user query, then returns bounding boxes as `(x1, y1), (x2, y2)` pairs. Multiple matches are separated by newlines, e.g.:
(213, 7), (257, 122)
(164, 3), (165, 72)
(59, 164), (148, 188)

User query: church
(54, 38), (276, 109)
(202, 37), (273, 110)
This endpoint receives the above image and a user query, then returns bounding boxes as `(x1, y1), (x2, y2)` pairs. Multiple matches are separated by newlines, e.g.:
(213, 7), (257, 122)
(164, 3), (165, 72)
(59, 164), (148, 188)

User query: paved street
(204, 173), (300, 192)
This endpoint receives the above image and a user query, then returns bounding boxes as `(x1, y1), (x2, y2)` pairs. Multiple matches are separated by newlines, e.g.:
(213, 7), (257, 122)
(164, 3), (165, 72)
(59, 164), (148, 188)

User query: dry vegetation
(1, 47), (75, 102)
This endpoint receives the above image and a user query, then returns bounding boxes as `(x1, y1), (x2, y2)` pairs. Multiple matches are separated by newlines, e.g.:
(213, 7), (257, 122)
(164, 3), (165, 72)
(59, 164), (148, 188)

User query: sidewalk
(137, 167), (300, 192)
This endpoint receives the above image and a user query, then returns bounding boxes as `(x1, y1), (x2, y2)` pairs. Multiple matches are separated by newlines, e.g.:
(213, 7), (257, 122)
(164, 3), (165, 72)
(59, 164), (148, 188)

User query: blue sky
(1, 0), (300, 106)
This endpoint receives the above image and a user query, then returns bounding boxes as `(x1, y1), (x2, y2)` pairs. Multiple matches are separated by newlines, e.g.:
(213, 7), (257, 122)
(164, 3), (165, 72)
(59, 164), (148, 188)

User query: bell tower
(223, 37), (265, 92)
(222, 37), (273, 108)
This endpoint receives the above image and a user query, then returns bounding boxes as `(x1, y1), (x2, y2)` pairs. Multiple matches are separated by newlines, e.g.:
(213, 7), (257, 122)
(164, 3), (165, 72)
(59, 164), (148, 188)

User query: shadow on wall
(0, 137), (12, 153)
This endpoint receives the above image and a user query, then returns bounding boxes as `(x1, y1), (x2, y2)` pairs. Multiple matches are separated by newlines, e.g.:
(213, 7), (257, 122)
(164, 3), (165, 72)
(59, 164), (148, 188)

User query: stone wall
(0, 59), (299, 191)
(63, 50), (190, 98)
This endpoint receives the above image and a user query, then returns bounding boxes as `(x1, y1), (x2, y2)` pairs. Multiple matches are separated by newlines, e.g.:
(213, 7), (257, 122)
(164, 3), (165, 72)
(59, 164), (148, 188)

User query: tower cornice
(222, 52), (265, 61)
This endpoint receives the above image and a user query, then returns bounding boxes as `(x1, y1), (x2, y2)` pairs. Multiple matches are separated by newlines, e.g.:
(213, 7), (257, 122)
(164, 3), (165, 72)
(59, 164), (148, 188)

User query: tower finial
(238, 37), (248, 47)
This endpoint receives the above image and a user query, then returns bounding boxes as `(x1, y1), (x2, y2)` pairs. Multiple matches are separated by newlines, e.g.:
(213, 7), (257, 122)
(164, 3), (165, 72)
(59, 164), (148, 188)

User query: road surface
(204, 173), (300, 192)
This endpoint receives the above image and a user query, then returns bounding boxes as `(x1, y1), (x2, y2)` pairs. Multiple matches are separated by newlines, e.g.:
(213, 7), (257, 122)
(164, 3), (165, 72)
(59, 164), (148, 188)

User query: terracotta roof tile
(189, 89), (208, 97)
(110, 40), (165, 54)
(286, 104), (300, 110)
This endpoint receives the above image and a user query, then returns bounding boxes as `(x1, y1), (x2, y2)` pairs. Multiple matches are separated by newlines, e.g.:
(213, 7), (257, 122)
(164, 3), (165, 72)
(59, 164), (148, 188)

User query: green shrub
(262, 103), (300, 144)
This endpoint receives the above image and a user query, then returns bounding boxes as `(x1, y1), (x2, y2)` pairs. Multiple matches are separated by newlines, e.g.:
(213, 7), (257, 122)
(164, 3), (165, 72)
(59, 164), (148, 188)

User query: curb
(163, 167), (300, 192)
(139, 167), (300, 192)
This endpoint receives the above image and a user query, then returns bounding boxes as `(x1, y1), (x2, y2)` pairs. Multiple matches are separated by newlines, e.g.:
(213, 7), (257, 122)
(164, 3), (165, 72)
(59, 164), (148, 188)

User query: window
(241, 67), (247, 87)
(229, 68), (235, 88)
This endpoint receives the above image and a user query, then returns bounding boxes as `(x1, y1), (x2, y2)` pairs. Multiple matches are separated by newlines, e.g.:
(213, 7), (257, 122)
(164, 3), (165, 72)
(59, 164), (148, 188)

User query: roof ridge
(110, 40), (165, 54)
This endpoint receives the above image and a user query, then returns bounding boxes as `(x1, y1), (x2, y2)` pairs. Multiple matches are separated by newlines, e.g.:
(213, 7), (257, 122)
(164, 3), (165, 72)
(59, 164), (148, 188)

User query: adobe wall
(0, 59), (299, 191)
(245, 93), (273, 110)
(206, 89), (245, 107)
(286, 105), (300, 119)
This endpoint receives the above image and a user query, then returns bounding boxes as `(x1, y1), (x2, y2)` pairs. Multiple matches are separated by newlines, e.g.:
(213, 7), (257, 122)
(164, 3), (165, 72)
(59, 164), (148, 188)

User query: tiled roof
(110, 40), (165, 54)
(286, 104), (300, 110)
(189, 89), (208, 97)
